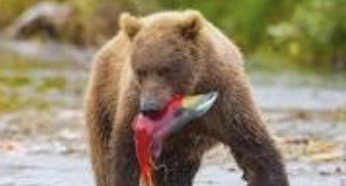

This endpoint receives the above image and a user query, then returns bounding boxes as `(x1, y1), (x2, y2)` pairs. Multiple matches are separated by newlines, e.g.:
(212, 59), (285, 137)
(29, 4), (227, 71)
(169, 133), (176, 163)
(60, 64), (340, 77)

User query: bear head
(120, 10), (207, 115)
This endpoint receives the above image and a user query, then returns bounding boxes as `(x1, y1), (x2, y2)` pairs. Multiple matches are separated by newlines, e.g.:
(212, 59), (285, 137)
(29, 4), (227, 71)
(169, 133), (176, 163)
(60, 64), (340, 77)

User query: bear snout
(140, 99), (163, 117)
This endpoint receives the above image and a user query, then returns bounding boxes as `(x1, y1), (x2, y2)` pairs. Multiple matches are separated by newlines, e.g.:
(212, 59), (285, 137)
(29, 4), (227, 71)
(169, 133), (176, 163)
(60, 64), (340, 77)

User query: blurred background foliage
(0, 0), (345, 73)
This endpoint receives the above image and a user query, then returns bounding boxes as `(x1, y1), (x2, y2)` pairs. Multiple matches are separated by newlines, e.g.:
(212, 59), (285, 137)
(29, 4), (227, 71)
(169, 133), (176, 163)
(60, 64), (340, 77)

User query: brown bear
(85, 10), (289, 186)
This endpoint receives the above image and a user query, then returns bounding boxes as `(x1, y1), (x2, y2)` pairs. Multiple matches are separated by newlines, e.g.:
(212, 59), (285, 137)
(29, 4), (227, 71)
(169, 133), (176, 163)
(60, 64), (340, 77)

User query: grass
(0, 49), (70, 114)
(0, 92), (51, 113)
(36, 77), (67, 92)
(0, 50), (67, 71)
(0, 75), (32, 88)
(0, 0), (40, 27)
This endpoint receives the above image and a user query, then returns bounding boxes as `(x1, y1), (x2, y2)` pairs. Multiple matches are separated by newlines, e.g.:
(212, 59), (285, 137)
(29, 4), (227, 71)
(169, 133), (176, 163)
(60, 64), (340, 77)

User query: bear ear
(180, 10), (203, 40)
(120, 12), (142, 39)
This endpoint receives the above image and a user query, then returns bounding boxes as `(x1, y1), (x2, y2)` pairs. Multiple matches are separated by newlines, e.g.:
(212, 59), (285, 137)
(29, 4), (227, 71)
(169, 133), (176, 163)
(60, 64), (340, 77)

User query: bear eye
(137, 70), (146, 77)
(136, 70), (147, 83)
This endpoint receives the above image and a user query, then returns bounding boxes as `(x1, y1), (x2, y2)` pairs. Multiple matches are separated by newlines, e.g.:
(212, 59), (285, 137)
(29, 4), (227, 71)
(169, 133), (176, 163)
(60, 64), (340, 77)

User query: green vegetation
(153, 0), (346, 72)
(0, 50), (68, 114)
(0, 92), (51, 113)
(0, 0), (345, 72)
(0, 0), (39, 27)
(0, 50), (67, 70)
(36, 77), (67, 92)
(0, 75), (32, 88)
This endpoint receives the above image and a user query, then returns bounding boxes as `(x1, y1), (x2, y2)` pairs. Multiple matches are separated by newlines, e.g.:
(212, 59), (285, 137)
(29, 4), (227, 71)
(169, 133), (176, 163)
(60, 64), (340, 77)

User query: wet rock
(6, 1), (75, 40)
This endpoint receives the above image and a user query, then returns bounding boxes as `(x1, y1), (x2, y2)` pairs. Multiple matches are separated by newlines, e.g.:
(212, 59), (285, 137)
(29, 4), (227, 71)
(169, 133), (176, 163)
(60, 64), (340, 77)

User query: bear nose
(140, 102), (161, 116)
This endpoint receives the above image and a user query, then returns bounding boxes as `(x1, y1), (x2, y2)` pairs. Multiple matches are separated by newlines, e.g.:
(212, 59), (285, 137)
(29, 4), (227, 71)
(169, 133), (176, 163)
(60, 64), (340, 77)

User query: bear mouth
(132, 92), (218, 185)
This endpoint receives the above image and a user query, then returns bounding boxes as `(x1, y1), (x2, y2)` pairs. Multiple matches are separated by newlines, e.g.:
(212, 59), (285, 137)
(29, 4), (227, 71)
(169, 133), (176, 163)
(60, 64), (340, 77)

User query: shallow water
(254, 85), (346, 111)
(1, 47), (346, 186)
(0, 154), (92, 186)
(1, 153), (346, 186)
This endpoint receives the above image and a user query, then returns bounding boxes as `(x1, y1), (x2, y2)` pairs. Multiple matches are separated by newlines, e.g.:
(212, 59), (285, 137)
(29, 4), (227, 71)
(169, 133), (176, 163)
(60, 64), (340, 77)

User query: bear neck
(194, 27), (245, 96)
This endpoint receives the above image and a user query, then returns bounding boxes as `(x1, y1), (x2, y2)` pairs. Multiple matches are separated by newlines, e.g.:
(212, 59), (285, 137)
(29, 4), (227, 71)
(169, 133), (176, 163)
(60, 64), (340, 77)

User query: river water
(0, 45), (345, 186)
(1, 153), (346, 186)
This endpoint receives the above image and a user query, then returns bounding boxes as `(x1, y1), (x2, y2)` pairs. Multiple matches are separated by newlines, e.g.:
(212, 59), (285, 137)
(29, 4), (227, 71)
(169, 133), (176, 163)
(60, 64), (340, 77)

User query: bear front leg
(154, 151), (201, 186)
(109, 122), (140, 186)
(152, 133), (212, 186)
(85, 87), (116, 186)
(214, 91), (289, 186)
(219, 111), (289, 186)
(229, 136), (289, 186)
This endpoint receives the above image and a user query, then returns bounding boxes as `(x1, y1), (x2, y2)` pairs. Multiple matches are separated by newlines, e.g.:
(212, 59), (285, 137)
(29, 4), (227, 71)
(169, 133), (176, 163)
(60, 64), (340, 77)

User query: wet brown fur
(85, 10), (289, 186)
